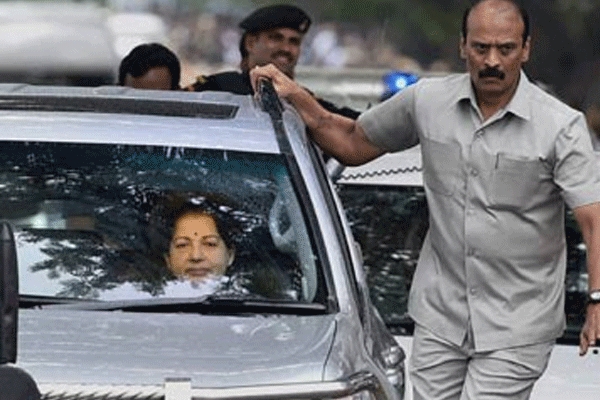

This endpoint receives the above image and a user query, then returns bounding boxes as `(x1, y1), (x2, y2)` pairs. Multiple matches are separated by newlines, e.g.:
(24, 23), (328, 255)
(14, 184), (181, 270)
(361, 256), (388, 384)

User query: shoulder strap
(187, 71), (253, 95)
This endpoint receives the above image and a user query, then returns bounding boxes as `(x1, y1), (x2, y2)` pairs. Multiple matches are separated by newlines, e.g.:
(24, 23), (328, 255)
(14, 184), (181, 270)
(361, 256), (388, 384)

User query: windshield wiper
(42, 294), (328, 316)
(19, 294), (97, 309)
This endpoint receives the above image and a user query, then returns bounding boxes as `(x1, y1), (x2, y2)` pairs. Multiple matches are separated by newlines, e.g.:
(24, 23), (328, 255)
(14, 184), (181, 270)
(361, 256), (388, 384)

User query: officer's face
(245, 27), (303, 78)
(124, 66), (174, 90)
(460, 0), (530, 104)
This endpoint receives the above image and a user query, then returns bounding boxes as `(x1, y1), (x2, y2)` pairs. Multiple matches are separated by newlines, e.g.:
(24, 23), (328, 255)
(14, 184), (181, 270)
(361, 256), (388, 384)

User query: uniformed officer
(186, 4), (359, 119)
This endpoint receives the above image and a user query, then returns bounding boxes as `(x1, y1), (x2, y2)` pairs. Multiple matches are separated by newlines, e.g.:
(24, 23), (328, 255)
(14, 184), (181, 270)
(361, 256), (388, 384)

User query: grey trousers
(409, 323), (554, 400)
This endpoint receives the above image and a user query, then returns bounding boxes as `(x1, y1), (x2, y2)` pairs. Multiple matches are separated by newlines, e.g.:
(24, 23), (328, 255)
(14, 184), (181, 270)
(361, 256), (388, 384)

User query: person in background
(118, 43), (181, 90)
(185, 4), (359, 120)
(250, 0), (600, 398)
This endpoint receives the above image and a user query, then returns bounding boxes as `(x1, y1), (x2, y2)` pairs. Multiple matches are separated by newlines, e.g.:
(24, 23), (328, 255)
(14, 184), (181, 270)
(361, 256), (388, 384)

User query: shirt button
(469, 288), (478, 296)
(470, 168), (479, 177)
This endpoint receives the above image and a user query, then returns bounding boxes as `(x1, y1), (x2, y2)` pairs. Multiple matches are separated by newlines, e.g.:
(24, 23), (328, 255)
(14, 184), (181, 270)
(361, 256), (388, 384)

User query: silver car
(0, 83), (404, 400)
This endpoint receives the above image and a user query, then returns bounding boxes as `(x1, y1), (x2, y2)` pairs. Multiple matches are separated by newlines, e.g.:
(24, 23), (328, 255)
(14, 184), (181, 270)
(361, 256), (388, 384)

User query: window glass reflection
(5, 142), (321, 304)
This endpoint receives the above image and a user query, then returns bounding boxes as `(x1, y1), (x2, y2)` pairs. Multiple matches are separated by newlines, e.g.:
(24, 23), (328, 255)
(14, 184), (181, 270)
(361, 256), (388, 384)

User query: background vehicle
(107, 11), (171, 59)
(0, 83), (404, 399)
(334, 148), (600, 400)
(295, 68), (427, 111)
(0, 1), (118, 86)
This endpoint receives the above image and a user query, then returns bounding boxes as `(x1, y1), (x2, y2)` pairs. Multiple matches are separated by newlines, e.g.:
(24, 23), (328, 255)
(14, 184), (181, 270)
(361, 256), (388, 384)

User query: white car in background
(334, 147), (600, 400)
(0, 1), (117, 86)
(106, 12), (171, 60)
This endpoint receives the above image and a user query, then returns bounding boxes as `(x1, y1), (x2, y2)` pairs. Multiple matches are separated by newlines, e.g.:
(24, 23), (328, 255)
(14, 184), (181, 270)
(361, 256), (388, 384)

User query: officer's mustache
(479, 67), (505, 80)
(271, 50), (292, 61)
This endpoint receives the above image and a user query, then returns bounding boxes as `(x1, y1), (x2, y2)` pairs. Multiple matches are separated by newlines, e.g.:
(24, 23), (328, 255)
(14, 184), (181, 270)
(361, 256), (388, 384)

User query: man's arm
(572, 202), (600, 356)
(250, 64), (384, 166)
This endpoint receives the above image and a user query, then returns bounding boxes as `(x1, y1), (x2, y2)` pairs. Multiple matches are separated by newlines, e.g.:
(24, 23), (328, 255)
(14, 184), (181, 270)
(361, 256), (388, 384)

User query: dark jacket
(186, 71), (360, 120)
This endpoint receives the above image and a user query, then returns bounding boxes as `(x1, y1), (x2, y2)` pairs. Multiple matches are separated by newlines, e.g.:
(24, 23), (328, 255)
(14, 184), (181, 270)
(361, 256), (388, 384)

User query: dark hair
(167, 202), (236, 250)
(144, 193), (241, 280)
(239, 33), (249, 71)
(151, 193), (241, 254)
(118, 43), (181, 89)
(461, 0), (530, 46)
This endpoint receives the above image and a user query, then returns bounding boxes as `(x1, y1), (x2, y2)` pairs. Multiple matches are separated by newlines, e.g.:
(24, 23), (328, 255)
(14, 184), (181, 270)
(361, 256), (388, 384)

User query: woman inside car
(163, 200), (236, 282)
(150, 193), (301, 299)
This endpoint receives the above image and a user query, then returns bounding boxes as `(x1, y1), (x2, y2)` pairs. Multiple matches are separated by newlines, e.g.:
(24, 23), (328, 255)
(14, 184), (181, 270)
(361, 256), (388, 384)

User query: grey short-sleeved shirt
(358, 71), (600, 351)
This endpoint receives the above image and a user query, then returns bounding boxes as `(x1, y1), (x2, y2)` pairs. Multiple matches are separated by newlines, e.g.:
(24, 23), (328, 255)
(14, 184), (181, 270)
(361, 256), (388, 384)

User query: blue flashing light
(381, 71), (419, 101)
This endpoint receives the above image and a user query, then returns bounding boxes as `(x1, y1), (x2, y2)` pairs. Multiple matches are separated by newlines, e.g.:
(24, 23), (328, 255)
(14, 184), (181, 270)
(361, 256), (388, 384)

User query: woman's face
(165, 212), (234, 281)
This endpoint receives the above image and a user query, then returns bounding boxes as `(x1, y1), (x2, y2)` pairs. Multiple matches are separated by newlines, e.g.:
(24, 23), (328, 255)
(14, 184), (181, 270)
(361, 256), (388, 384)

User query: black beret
(239, 4), (311, 34)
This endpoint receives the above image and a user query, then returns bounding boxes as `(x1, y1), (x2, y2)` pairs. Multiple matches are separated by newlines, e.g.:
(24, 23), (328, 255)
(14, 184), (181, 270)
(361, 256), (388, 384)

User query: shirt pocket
(492, 153), (551, 209)
(421, 137), (461, 196)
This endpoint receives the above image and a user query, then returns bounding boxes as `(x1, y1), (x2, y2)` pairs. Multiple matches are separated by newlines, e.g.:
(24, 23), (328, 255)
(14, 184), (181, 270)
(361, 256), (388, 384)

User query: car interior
(0, 140), (327, 308)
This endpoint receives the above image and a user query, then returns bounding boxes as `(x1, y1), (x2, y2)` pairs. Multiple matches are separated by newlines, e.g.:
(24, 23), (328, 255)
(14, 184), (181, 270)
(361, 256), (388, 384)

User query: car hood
(17, 309), (337, 387)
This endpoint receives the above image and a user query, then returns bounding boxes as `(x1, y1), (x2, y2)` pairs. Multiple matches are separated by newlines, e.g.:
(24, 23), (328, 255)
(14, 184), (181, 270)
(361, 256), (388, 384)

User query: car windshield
(8, 141), (324, 308)
(338, 184), (586, 344)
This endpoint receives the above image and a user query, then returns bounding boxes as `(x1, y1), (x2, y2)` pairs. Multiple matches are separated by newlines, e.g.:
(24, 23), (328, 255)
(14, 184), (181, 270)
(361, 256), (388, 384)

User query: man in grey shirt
(251, 0), (600, 399)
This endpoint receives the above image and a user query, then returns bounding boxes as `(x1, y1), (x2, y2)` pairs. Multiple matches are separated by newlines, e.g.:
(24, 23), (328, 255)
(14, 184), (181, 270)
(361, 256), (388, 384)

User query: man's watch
(587, 289), (600, 305)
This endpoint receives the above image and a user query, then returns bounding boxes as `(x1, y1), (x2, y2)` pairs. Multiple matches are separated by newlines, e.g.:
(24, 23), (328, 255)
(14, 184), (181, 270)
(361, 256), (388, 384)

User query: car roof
(0, 84), (282, 154)
(336, 145), (423, 186)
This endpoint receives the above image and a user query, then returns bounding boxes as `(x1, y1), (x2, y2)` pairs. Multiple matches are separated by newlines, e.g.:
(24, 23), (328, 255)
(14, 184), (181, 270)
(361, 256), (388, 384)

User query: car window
(6, 141), (325, 306)
(338, 183), (585, 343)
(337, 185), (426, 334)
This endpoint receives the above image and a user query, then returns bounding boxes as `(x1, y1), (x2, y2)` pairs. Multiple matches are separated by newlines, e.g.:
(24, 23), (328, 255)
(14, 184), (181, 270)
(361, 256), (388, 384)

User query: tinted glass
(338, 184), (585, 343)
(337, 185), (426, 335)
(6, 141), (323, 306)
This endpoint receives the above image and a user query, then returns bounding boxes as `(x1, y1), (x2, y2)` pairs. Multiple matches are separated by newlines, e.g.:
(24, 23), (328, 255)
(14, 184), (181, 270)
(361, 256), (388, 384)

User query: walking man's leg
(410, 323), (469, 400)
(460, 341), (554, 400)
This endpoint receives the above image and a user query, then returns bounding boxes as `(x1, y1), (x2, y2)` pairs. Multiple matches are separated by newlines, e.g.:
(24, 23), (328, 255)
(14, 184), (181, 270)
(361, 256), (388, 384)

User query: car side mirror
(0, 222), (41, 400)
(0, 221), (18, 364)
(0, 364), (41, 400)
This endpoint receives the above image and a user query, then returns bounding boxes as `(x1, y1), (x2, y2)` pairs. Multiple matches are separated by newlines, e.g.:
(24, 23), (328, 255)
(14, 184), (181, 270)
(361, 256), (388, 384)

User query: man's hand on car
(249, 63), (303, 100)
(580, 302), (600, 355)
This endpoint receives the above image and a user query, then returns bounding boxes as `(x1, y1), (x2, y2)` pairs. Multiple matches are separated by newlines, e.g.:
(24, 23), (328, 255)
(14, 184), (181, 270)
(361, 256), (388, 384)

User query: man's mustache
(271, 50), (292, 61)
(479, 67), (505, 79)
